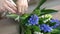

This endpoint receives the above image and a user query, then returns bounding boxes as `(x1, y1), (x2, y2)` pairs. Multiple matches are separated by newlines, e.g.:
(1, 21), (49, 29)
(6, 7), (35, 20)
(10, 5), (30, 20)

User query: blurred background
(0, 0), (60, 34)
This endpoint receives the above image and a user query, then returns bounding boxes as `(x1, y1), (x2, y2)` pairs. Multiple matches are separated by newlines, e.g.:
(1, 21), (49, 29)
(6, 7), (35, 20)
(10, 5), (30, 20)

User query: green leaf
(20, 14), (30, 25)
(24, 28), (31, 34)
(56, 26), (60, 30)
(15, 16), (20, 21)
(32, 0), (47, 16)
(46, 22), (56, 26)
(51, 29), (60, 34)
(6, 14), (18, 19)
(33, 0), (47, 11)
(40, 9), (58, 15)
(44, 32), (51, 34)
(33, 9), (41, 16)
(21, 14), (29, 20)
(32, 25), (40, 32)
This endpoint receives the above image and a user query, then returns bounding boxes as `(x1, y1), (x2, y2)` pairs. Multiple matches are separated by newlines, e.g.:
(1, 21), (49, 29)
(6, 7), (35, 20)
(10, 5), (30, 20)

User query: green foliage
(51, 29), (60, 34)
(20, 14), (30, 25)
(56, 26), (60, 30)
(43, 29), (60, 34)
(33, 0), (47, 15)
(6, 14), (21, 21)
(32, 25), (40, 32)
(47, 22), (56, 26)
(21, 14), (30, 20)
(33, 0), (57, 16)
(44, 32), (51, 34)
(33, 9), (41, 16)
(24, 28), (31, 34)
(6, 14), (18, 19)
(33, 0), (47, 11)
(40, 9), (57, 15)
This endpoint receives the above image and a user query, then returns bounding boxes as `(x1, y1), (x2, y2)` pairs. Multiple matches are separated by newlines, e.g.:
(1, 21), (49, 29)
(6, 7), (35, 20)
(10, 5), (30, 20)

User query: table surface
(0, 0), (60, 34)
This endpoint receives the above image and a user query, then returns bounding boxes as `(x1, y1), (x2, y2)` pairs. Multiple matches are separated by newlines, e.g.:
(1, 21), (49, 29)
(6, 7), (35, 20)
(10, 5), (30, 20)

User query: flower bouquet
(6, 0), (60, 34)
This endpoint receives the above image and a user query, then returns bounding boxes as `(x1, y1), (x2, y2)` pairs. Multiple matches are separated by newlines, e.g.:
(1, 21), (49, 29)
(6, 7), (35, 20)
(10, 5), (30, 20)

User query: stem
(19, 19), (24, 34)
(31, 27), (34, 34)
(33, 0), (47, 11)
(31, 29), (34, 34)
(19, 22), (24, 34)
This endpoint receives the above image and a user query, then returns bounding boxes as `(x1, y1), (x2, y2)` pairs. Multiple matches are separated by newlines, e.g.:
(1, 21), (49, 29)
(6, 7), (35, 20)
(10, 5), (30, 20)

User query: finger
(18, 6), (22, 14)
(5, 0), (17, 10)
(20, 6), (26, 14)
(19, 5), (28, 14)
(6, 0), (16, 6)
(5, 0), (17, 11)
(0, 8), (2, 12)
(24, 5), (28, 13)
(8, 0), (16, 6)
(0, 6), (5, 12)
(4, 2), (16, 13)
(21, 6), (25, 14)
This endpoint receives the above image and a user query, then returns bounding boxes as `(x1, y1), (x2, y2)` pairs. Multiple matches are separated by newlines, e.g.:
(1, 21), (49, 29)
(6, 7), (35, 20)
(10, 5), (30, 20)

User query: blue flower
(50, 19), (60, 23)
(51, 24), (59, 28)
(50, 19), (60, 28)
(28, 14), (39, 25)
(40, 24), (52, 32)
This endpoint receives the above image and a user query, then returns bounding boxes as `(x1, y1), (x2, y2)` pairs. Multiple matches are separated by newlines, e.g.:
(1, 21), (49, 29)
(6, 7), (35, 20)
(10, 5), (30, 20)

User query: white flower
(34, 31), (43, 34)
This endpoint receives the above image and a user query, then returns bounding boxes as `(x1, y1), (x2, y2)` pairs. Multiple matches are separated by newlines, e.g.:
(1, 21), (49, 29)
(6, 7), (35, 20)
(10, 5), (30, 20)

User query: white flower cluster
(34, 31), (43, 34)
(39, 14), (52, 23)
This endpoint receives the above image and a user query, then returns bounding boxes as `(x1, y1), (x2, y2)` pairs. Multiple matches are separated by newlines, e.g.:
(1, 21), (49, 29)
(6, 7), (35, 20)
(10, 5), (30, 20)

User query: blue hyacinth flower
(40, 24), (52, 32)
(50, 19), (60, 28)
(28, 14), (39, 25)
(50, 19), (60, 23)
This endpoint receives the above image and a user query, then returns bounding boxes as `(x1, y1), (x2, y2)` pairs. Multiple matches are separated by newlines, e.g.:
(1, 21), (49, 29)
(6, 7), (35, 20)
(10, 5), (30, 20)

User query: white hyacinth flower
(34, 31), (43, 34)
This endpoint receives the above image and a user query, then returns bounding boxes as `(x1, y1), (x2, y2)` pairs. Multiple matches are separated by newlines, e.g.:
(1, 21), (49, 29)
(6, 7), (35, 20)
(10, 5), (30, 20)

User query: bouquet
(6, 0), (60, 34)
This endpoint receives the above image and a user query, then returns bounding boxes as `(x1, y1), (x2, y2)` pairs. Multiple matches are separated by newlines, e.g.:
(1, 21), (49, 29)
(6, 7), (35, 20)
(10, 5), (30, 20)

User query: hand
(16, 0), (28, 14)
(0, 0), (17, 13)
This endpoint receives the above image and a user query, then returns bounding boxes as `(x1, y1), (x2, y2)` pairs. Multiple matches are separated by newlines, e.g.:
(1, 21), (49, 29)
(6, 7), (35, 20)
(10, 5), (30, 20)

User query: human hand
(16, 0), (28, 14)
(0, 0), (17, 13)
